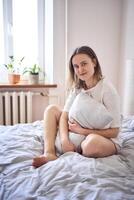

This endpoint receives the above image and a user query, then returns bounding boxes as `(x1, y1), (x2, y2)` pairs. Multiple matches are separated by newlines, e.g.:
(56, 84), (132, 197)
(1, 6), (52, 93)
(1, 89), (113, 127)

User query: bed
(0, 116), (134, 200)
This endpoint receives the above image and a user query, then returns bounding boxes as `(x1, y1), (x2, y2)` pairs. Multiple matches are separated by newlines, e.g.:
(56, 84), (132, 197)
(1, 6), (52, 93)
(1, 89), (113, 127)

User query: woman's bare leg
(81, 133), (116, 158)
(32, 105), (62, 167)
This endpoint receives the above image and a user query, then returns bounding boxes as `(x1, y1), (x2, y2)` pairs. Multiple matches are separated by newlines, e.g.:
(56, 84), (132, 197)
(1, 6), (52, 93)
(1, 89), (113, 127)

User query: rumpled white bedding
(0, 116), (134, 200)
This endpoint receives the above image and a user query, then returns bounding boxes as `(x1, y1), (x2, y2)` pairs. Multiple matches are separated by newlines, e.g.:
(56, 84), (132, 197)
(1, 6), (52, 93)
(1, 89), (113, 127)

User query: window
(0, 0), (53, 83)
(13, 0), (38, 64)
(0, 0), (6, 82)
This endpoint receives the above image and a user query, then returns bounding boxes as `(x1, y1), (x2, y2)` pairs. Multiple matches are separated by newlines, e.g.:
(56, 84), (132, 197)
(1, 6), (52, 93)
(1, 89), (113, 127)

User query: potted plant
(23, 64), (41, 84)
(3, 56), (25, 84)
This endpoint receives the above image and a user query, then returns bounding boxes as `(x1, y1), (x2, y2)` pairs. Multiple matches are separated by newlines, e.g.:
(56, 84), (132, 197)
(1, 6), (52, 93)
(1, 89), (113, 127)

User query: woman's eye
(82, 62), (86, 66)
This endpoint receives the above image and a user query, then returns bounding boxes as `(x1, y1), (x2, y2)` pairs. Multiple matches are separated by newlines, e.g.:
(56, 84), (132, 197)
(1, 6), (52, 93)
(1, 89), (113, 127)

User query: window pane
(0, 0), (8, 83)
(0, 0), (5, 63)
(13, 0), (38, 65)
(0, 0), (54, 83)
(45, 0), (53, 83)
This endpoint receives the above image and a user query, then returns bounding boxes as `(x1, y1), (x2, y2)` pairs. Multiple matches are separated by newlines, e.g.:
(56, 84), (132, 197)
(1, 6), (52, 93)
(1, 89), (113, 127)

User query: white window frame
(1, 0), (53, 83)
(3, 0), (13, 62)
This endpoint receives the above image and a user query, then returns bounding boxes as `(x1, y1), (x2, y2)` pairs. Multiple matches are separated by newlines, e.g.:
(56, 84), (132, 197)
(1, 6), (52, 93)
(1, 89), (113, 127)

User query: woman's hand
(68, 120), (85, 135)
(68, 120), (93, 136)
(61, 138), (76, 153)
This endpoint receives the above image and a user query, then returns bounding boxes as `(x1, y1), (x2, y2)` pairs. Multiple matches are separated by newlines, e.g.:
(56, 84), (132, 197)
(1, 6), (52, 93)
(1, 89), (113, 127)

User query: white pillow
(55, 92), (113, 154)
(69, 92), (113, 129)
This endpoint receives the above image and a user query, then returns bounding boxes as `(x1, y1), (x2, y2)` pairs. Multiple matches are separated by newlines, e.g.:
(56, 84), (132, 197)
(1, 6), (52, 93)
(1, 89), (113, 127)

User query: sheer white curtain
(0, 0), (8, 82)
(123, 59), (134, 116)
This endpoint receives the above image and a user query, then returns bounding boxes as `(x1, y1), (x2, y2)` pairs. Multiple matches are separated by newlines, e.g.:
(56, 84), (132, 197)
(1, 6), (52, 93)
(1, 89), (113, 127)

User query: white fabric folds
(69, 91), (113, 129)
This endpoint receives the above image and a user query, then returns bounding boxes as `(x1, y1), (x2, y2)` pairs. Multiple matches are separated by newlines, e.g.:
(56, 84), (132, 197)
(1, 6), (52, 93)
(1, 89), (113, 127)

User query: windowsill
(0, 80), (57, 88)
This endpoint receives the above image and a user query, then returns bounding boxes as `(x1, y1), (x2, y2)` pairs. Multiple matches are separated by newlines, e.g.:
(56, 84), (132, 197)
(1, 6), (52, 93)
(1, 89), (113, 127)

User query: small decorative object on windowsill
(8, 74), (21, 84)
(2, 56), (25, 84)
(23, 64), (41, 84)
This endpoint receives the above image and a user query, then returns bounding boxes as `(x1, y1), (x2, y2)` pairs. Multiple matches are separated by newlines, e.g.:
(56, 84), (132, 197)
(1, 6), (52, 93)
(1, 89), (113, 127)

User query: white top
(63, 78), (121, 128)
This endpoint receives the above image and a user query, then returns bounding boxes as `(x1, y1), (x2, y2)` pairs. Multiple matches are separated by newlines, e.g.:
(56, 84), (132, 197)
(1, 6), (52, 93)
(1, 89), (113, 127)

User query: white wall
(53, 0), (66, 107)
(34, 0), (134, 119)
(54, 0), (134, 115)
(119, 0), (134, 114)
(66, 0), (122, 90)
(3, 0), (134, 121)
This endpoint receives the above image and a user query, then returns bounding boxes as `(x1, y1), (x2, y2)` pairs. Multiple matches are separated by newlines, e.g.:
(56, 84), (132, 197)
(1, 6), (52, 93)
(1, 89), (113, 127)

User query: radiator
(0, 91), (33, 125)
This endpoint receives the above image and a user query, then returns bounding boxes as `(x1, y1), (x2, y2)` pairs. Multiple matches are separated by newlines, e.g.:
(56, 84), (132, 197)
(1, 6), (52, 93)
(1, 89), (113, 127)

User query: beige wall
(2, 0), (134, 120)
(32, 0), (134, 119)
(66, 0), (122, 90)
(53, 0), (134, 115)
(119, 0), (134, 114)
(2, 0), (134, 122)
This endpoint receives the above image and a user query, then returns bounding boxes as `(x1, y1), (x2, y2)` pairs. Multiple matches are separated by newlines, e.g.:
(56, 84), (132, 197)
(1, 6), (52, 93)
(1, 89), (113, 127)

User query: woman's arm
(80, 127), (119, 138)
(68, 120), (119, 138)
(59, 111), (76, 152)
(59, 111), (69, 141)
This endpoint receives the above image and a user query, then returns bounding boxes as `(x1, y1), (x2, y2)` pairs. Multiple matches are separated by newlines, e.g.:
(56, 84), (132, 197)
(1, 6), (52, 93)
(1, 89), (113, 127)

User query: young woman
(32, 46), (121, 168)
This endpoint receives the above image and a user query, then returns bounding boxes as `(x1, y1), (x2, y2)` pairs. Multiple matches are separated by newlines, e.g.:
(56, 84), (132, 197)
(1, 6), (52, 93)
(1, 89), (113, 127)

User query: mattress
(0, 116), (134, 200)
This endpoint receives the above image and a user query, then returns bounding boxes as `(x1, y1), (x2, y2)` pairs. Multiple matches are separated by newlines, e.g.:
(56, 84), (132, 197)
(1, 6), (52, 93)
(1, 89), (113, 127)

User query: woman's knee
(44, 105), (62, 120)
(45, 105), (61, 115)
(81, 134), (100, 157)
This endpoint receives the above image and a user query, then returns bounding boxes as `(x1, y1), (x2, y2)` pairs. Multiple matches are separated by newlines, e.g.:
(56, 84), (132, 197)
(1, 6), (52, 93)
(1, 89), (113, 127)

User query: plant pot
(8, 74), (20, 84)
(29, 74), (39, 84)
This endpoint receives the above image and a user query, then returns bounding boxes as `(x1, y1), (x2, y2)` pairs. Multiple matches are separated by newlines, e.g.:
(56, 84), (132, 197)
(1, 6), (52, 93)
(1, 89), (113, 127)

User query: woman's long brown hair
(67, 46), (103, 90)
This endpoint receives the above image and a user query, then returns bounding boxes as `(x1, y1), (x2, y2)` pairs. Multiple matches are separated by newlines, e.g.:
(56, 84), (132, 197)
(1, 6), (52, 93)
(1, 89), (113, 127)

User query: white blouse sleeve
(102, 87), (121, 128)
(63, 89), (78, 112)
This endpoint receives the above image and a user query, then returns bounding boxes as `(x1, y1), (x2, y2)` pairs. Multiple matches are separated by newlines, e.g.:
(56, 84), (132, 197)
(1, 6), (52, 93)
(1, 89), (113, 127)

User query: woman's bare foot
(32, 153), (58, 168)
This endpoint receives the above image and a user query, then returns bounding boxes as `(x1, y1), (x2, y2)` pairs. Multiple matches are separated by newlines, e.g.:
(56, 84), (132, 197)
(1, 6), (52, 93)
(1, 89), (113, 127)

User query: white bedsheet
(0, 117), (134, 200)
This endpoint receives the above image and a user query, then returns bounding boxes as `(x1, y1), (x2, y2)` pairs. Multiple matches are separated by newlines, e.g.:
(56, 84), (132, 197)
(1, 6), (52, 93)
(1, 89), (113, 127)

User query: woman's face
(72, 53), (96, 83)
